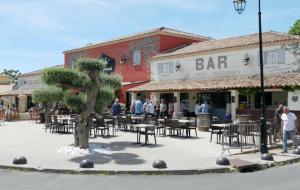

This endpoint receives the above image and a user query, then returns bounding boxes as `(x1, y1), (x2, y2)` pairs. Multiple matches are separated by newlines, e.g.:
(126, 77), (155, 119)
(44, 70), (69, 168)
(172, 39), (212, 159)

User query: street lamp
(233, 0), (271, 158)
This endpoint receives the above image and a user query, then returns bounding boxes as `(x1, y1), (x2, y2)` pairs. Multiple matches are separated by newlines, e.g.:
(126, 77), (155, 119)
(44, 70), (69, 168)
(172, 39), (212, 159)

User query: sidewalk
(0, 121), (299, 174)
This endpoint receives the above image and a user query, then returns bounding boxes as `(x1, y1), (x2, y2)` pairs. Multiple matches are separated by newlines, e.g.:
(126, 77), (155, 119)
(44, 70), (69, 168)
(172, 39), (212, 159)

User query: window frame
(157, 62), (174, 75)
(133, 50), (141, 65)
(259, 48), (285, 67)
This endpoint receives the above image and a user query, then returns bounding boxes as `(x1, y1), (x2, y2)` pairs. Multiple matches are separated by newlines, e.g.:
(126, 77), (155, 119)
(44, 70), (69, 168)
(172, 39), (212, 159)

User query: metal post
(258, 0), (268, 153)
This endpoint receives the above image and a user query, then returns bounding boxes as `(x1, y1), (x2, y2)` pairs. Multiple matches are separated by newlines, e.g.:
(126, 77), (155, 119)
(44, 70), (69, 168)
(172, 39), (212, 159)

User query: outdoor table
(178, 119), (192, 123)
(112, 115), (126, 119)
(211, 123), (230, 128)
(56, 115), (72, 133)
(132, 124), (155, 145)
(179, 119), (195, 137)
(157, 118), (164, 122)
(131, 116), (144, 124)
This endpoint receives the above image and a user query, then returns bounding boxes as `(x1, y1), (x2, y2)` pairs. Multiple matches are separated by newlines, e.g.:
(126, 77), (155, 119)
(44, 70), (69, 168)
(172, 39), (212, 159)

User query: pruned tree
(0, 69), (21, 83)
(33, 58), (122, 149)
(32, 87), (64, 124)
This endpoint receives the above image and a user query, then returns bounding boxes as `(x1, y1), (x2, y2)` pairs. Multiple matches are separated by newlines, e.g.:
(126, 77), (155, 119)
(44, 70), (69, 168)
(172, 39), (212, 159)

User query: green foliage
(42, 67), (90, 90)
(100, 72), (122, 90)
(95, 86), (115, 113)
(289, 19), (300, 36)
(64, 91), (87, 110)
(282, 86), (300, 92)
(76, 57), (107, 72)
(0, 69), (21, 83)
(32, 87), (64, 104)
(237, 88), (258, 95)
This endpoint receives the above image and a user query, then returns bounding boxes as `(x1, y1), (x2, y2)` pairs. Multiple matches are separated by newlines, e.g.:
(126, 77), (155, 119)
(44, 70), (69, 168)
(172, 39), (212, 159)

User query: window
(133, 50), (141, 65)
(157, 62), (174, 75)
(259, 49), (285, 67)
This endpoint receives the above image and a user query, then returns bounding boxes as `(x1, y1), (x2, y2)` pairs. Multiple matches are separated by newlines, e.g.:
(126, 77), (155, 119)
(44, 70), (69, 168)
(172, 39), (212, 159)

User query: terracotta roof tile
(128, 73), (300, 92)
(153, 31), (300, 60)
(0, 84), (15, 95)
(64, 27), (212, 54)
(20, 65), (63, 77)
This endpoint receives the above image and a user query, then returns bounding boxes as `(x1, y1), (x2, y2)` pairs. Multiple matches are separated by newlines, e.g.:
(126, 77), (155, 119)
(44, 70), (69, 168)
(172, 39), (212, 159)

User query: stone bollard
(152, 160), (167, 169)
(216, 157), (230, 165)
(79, 159), (94, 168)
(13, 156), (27, 165)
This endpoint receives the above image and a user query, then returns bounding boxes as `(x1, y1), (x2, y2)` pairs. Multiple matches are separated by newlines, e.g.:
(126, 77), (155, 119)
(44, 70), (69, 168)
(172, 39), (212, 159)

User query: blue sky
(0, 0), (299, 73)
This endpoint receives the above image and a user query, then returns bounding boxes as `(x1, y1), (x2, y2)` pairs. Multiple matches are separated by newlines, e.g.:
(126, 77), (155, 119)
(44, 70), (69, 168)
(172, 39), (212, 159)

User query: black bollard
(13, 156), (27, 165)
(216, 157), (230, 165)
(261, 153), (274, 161)
(79, 159), (94, 168)
(293, 148), (300, 155)
(152, 160), (167, 169)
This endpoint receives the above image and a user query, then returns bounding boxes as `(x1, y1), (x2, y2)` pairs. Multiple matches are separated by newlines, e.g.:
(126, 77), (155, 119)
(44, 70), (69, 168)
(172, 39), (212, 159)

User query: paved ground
(0, 121), (299, 173)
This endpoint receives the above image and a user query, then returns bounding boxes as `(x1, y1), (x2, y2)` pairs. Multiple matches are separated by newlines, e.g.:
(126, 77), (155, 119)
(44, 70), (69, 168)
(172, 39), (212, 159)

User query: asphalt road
(1, 163), (300, 190)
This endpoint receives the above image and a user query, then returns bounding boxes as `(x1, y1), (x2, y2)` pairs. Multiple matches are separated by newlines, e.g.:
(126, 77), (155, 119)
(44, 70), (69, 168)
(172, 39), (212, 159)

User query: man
(194, 100), (201, 115)
(199, 100), (209, 113)
(159, 99), (167, 118)
(143, 99), (149, 113)
(112, 99), (122, 116)
(134, 96), (143, 115)
(281, 106), (298, 153)
(274, 104), (284, 142)
(146, 100), (155, 116)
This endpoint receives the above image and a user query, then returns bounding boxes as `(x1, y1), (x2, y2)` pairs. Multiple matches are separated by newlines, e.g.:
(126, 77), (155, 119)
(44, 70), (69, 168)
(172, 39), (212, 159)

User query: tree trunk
(44, 104), (50, 125)
(78, 117), (89, 149)
(74, 123), (79, 147)
(75, 71), (101, 149)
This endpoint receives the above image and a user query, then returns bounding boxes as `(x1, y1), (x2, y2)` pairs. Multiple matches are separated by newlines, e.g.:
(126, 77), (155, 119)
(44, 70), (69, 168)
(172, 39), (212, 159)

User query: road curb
(1, 152), (299, 175)
(0, 164), (233, 175)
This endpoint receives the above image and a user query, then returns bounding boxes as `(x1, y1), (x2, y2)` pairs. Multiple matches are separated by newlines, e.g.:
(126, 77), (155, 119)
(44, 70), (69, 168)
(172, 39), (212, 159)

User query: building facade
(0, 65), (62, 113)
(129, 32), (300, 122)
(63, 27), (211, 108)
(0, 75), (14, 109)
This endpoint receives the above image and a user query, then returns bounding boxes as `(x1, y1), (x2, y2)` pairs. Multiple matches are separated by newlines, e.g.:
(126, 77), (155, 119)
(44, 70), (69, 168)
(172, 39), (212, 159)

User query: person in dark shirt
(112, 99), (122, 116)
(274, 104), (284, 142)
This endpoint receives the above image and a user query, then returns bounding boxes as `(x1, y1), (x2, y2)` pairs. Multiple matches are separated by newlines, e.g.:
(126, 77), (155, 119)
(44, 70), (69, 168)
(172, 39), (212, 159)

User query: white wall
(288, 90), (300, 110)
(18, 75), (46, 90)
(151, 44), (300, 81)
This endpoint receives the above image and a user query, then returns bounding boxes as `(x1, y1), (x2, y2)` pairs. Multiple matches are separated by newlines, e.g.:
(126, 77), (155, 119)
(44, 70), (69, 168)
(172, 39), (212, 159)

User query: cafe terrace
(128, 31), (300, 125)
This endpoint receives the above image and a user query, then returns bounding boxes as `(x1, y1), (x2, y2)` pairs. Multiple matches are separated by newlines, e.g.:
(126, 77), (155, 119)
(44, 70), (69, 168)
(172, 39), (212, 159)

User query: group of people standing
(128, 97), (173, 118)
(111, 96), (174, 118)
(194, 100), (210, 114)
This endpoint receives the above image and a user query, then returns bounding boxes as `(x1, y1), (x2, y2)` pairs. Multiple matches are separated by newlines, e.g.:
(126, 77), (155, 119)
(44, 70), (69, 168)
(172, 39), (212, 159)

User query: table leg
(133, 128), (141, 144)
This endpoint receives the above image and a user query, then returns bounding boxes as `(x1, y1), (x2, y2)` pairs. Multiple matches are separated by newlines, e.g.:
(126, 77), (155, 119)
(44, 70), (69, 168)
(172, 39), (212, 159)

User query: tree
(33, 57), (121, 149)
(32, 87), (64, 124)
(0, 69), (21, 83)
(289, 19), (300, 36)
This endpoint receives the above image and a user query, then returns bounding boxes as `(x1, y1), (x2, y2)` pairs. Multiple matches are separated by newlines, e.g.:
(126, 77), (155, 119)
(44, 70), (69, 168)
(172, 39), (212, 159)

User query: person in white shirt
(146, 100), (155, 116)
(159, 99), (167, 118)
(194, 100), (201, 115)
(281, 106), (298, 153)
(143, 99), (149, 113)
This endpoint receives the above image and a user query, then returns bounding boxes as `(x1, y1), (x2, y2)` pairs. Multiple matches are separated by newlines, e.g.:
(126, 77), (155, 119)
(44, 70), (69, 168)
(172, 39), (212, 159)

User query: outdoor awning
(0, 84), (15, 96)
(127, 73), (300, 92)
(0, 88), (38, 96)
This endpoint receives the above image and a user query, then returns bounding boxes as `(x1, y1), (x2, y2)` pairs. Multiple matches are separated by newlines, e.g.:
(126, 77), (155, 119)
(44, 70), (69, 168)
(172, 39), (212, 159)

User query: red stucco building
(63, 27), (210, 108)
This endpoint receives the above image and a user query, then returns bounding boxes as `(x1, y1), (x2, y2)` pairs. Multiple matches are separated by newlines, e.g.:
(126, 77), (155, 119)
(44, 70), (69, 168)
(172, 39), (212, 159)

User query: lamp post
(233, 0), (271, 156)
